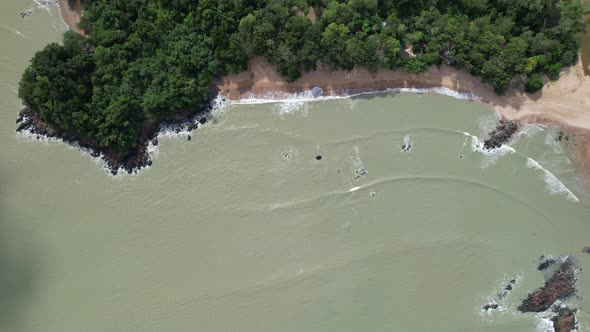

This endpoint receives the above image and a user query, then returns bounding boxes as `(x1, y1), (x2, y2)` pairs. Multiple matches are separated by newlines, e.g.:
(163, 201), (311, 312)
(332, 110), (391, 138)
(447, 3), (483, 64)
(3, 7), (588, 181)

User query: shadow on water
(0, 172), (40, 331)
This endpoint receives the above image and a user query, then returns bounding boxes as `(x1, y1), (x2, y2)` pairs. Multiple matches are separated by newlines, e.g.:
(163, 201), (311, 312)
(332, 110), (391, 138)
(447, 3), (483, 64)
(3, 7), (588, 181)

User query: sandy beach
(219, 56), (590, 181)
(57, 0), (83, 35)
(58, 3), (590, 184)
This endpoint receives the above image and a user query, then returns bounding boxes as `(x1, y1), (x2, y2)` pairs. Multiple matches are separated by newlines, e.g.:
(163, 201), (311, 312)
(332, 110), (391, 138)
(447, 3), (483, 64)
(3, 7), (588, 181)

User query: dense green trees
(237, 0), (584, 93)
(19, 0), (586, 158)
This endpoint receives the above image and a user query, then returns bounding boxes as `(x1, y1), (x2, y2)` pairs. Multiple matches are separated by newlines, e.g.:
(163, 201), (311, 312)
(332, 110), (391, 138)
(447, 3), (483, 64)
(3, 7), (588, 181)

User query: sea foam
(526, 158), (579, 202)
(461, 132), (516, 168)
(226, 87), (479, 117)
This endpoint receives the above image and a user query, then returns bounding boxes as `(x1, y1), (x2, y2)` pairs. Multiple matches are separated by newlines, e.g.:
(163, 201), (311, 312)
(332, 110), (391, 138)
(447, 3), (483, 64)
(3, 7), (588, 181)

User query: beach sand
(58, 3), (590, 184)
(57, 0), (83, 35)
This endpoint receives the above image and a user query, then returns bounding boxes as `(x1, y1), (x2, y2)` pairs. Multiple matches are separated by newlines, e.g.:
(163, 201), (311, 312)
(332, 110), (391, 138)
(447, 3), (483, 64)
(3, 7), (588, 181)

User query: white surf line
(227, 87), (480, 106)
(54, 0), (70, 31)
(223, 87), (481, 119)
(230, 95), (347, 105)
(0, 25), (27, 38)
(459, 130), (579, 202)
(460, 131), (516, 168)
(526, 158), (579, 202)
(33, 0), (53, 16)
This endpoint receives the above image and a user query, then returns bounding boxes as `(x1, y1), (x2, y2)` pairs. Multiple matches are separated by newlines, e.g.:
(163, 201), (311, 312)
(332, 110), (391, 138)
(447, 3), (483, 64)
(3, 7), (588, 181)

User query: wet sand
(57, 0), (83, 35)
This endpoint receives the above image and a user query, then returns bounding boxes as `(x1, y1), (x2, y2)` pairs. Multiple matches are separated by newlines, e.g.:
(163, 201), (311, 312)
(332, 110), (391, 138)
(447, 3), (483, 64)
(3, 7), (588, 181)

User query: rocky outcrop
(518, 257), (576, 313)
(497, 278), (517, 299)
(483, 120), (519, 150)
(551, 307), (577, 332)
(482, 303), (499, 311)
(16, 106), (208, 175)
(538, 257), (557, 271)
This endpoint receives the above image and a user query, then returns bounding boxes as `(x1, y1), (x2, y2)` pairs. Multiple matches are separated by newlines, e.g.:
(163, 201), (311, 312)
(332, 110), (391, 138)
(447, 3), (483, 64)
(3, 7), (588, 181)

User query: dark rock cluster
(538, 256), (557, 271)
(518, 257), (576, 313)
(556, 131), (572, 142)
(483, 120), (519, 150)
(497, 278), (517, 299)
(20, 9), (33, 18)
(353, 168), (368, 180)
(551, 307), (577, 332)
(482, 303), (499, 311)
(16, 106), (208, 175)
(482, 277), (518, 312)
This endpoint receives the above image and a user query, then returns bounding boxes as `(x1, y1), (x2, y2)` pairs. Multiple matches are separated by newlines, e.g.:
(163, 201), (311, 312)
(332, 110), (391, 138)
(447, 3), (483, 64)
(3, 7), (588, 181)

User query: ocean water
(2, 1), (590, 332)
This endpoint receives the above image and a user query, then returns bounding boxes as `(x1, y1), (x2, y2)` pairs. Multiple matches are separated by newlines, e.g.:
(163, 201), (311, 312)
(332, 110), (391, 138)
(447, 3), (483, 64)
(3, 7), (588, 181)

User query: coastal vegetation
(18, 0), (586, 165)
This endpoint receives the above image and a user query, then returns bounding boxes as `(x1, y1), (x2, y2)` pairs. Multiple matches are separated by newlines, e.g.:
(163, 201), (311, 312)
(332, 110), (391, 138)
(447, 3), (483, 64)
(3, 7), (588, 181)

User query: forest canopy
(18, 0), (586, 157)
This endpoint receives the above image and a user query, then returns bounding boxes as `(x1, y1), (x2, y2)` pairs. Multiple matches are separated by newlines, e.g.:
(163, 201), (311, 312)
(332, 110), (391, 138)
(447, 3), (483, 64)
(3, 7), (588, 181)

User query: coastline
(56, 0), (83, 35)
(218, 57), (590, 184)
(56, 2), (590, 183)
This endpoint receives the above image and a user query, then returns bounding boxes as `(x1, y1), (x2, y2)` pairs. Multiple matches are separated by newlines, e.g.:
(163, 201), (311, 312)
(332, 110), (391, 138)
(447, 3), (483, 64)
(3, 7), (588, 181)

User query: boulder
(551, 308), (577, 332)
(311, 87), (324, 98)
(483, 303), (499, 311)
(518, 258), (576, 313)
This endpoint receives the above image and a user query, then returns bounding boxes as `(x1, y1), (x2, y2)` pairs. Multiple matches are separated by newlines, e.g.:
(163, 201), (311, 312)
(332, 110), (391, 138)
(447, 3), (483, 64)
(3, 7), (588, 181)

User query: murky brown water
(2, 1), (590, 332)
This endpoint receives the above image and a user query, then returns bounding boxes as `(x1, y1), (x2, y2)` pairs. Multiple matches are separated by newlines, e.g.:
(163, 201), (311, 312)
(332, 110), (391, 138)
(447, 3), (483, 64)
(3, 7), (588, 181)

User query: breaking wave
(228, 87), (479, 116)
(0, 25), (26, 38)
(526, 158), (579, 202)
(461, 132), (516, 168)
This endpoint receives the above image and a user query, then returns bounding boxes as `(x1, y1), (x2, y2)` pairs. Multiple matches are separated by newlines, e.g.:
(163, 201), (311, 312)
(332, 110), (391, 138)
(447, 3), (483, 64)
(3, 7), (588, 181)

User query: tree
(525, 73), (544, 93)
(18, 0), (586, 160)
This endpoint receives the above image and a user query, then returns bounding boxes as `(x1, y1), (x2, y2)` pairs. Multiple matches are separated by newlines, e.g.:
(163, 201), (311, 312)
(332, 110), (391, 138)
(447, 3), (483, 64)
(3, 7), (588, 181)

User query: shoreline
(55, 3), (590, 184)
(218, 57), (590, 130)
(56, 0), (83, 35)
(218, 56), (590, 185)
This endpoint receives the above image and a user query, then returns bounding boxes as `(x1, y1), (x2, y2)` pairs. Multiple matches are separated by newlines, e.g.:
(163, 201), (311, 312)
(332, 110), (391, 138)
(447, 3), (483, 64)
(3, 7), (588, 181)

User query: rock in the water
(151, 137), (158, 146)
(16, 121), (32, 132)
(483, 303), (499, 311)
(315, 154), (322, 161)
(518, 257), (576, 313)
(581, 247), (590, 254)
(551, 307), (577, 332)
(187, 135), (192, 141)
(538, 258), (556, 271)
(483, 120), (519, 150)
(354, 169), (368, 180)
(498, 278), (518, 299)
(311, 87), (324, 98)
